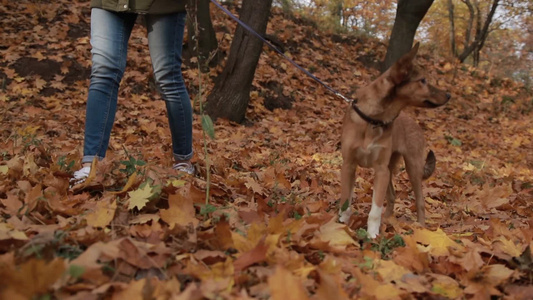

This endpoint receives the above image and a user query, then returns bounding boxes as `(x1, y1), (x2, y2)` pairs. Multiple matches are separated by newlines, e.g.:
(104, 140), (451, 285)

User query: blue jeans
(82, 8), (193, 164)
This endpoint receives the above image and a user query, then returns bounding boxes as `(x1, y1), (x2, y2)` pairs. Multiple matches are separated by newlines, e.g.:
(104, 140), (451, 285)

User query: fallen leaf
(0, 222), (28, 241)
(268, 265), (310, 300)
(352, 268), (402, 300)
(314, 218), (357, 250)
(85, 196), (117, 228)
(160, 192), (198, 229)
(430, 274), (463, 299)
(127, 182), (155, 210)
(492, 236), (523, 258)
(0, 193), (24, 216)
(0, 258), (65, 298)
(313, 269), (349, 300)
(111, 279), (146, 300)
(463, 264), (514, 297)
(234, 238), (268, 272)
(412, 227), (464, 257)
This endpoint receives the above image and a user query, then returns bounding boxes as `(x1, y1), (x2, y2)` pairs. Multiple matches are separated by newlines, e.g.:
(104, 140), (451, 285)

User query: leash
(209, 0), (353, 104)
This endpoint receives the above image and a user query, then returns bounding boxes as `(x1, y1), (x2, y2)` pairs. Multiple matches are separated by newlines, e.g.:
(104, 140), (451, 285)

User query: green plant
(445, 135), (462, 146)
(188, 6), (215, 207)
(371, 234), (405, 258)
(357, 256), (374, 270)
(57, 155), (75, 172)
(356, 229), (406, 258)
(68, 265), (86, 280)
(119, 155), (146, 177)
(200, 203), (217, 217)
(9, 131), (42, 154)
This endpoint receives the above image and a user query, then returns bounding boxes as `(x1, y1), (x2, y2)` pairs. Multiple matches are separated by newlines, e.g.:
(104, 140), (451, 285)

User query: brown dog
(339, 43), (450, 238)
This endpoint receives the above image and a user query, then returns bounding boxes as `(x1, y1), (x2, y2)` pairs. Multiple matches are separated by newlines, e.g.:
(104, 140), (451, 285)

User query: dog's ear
(389, 42), (420, 85)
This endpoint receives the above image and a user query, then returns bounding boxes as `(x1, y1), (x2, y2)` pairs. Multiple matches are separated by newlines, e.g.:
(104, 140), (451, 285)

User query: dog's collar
(351, 99), (396, 128)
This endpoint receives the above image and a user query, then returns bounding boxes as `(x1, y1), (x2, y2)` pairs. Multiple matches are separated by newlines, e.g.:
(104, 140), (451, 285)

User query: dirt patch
(67, 22), (90, 39)
(11, 56), (90, 84)
(262, 80), (293, 111)
(11, 57), (61, 81)
(357, 53), (382, 70)
(0, 70), (8, 90)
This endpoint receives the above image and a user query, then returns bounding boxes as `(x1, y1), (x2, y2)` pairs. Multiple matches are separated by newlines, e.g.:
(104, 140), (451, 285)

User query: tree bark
(462, 0), (475, 49)
(382, 0), (434, 71)
(186, 0), (219, 71)
(447, 0), (456, 56)
(205, 0), (273, 123)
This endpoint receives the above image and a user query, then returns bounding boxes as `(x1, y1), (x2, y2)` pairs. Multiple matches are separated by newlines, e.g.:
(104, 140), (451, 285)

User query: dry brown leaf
(160, 192), (198, 229)
(268, 265), (310, 300)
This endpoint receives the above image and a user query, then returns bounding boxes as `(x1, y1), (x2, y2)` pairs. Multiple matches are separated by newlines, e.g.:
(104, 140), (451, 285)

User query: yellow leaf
(85, 197), (117, 228)
(167, 178), (186, 187)
(0, 165), (8, 175)
(315, 219), (356, 249)
(268, 265), (310, 300)
(492, 236), (523, 257)
(413, 227), (464, 257)
(375, 259), (410, 283)
(127, 183), (154, 210)
(110, 172), (137, 194)
(17, 125), (40, 136)
(0, 223), (28, 240)
(430, 274), (462, 299)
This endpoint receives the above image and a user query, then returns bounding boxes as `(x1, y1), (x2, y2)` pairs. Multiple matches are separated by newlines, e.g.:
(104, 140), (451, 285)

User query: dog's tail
(422, 150), (436, 180)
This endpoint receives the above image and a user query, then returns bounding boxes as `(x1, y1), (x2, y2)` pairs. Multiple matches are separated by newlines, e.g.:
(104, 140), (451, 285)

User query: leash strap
(209, 0), (353, 103)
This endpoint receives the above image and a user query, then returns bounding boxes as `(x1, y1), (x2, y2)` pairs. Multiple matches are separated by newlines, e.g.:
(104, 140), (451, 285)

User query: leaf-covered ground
(1, 1), (532, 299)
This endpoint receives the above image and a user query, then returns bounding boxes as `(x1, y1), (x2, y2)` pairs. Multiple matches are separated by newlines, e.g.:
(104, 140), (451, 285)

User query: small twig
(187, 1), (212, 206)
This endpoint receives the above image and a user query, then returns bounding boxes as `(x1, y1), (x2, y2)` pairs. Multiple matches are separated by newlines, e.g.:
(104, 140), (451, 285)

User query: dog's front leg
(367, 166), (390, 238)
(339, 160), (356, 223)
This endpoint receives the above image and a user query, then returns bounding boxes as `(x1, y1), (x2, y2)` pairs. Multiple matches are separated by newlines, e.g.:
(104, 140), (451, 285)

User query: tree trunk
(382, 0), (434, 71)
(205, 0), (273, 123)
(457, 0), (499, 63)
(186, 0), (219, 71)
(462, 0), (475, 49)
(447, 0), (456, 56)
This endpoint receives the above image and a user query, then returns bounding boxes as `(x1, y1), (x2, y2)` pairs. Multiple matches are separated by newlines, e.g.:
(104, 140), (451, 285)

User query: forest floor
(1, 1), (532, 299)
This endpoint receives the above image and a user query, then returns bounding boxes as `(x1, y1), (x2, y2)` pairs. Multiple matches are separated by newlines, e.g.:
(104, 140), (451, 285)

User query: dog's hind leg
(404, 156), (426, 225)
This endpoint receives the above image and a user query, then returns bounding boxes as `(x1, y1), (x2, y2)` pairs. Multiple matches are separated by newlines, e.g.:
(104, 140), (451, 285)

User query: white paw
(367, 204), (383, 239)
(367, 218), (380, 238)
(339, 206), (353, 224)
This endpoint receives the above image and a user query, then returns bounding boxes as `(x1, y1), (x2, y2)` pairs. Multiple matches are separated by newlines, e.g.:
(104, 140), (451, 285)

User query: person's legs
(145, 12), (193, 171)
(82, 8), (137, 164)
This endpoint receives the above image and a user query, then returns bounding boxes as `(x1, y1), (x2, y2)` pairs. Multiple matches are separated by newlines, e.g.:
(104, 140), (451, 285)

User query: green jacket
(91, 0), (186, 14)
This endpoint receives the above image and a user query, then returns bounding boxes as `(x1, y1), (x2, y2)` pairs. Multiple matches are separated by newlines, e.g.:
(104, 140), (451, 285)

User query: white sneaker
(70, 166), (91, 186)
(172, 162), (195, 175)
